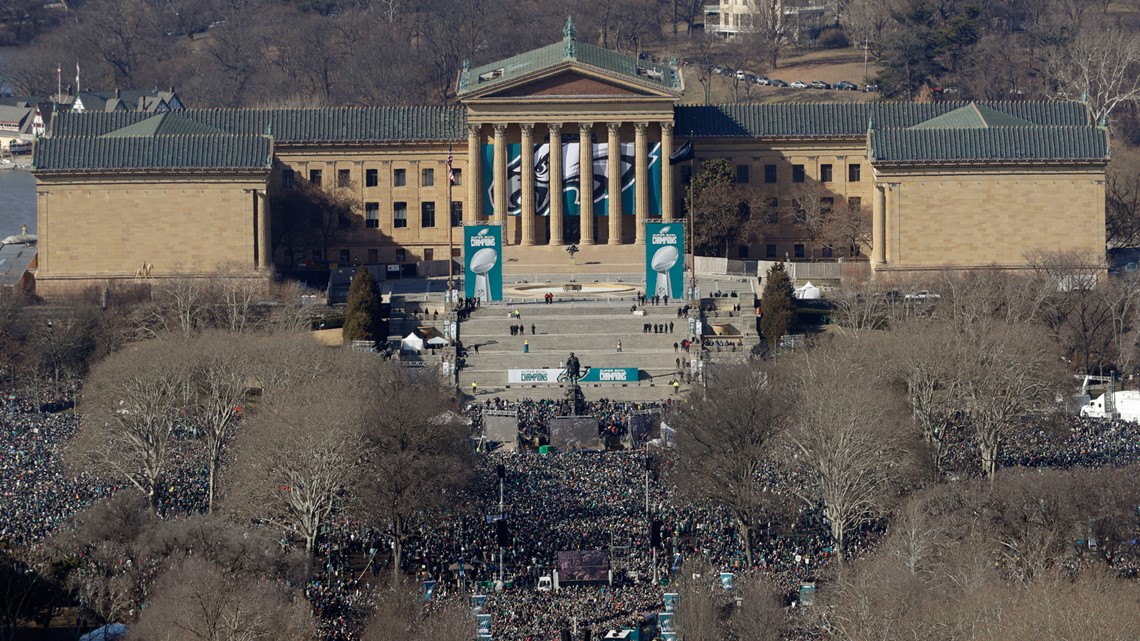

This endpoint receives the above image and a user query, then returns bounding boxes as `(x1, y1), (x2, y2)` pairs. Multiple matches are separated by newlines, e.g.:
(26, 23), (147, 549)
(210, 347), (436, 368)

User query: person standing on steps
(672, 379), (680, 394)
(616, 340), (622, 352)
(531, 323), (536, 335)
(471, 381), (477, 395)
(524, 339), (529, 353)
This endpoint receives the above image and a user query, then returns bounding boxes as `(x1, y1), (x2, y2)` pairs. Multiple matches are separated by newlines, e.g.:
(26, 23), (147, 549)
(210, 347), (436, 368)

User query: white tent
(401, 332), (425, 352)
(794, 281), (821, 300)
(427, 336), (449, 347)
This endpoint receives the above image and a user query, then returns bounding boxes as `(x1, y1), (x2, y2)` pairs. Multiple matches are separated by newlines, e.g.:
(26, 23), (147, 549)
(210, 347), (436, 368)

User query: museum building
(32, 24), (1110, 291)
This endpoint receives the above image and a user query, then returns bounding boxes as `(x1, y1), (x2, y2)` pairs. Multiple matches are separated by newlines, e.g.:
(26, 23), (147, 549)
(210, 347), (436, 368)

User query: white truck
(1080, 390), (1140, 421)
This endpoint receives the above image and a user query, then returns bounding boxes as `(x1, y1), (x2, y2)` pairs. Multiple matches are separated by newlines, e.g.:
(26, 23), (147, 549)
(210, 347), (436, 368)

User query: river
(0, 169), (37, 236)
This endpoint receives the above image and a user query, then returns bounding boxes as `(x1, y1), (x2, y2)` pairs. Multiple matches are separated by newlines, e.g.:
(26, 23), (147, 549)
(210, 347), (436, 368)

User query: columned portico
(579, 123), (596, 245)
(466, 124), (481, 223)
(548, 123), (564, 245)
(634, 122), (649, 244)
(492, 124), (507, 222)
(607, 122), (622, 245)
(520, 124), (536, 246)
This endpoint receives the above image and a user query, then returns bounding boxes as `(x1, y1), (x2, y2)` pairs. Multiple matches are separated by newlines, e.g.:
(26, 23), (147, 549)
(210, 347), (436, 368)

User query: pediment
(464, 63), (680, 101)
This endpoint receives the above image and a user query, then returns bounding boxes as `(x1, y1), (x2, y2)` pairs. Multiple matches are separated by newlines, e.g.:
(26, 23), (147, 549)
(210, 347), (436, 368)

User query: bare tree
(673, 364), (784, 566)
(225, 378), (363, 556)
(1049, 21), (1140, 124)
(887, 321), (959, 480)
(67, 343), (189, 511)
(360, 581), (472, 641)
(130, 557), (315, 641)
(781, 341), (911, 560)
(358, 365), (473, 579)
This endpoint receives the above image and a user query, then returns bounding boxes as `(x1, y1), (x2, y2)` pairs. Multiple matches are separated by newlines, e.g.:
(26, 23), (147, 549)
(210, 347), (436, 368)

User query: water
(0, 170), (36, 235)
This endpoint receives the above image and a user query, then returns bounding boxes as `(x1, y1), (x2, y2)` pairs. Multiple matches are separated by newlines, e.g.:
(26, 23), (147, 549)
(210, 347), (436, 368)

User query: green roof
(908, 103), (1035, 129)
(51, 106), (466, 143)
(676, 101), (1091, 138)
(459, 27), (680, 96)
(34, 135), (273, 172)
(101, 112), (226, 137)
(871, 127), (1108, 164)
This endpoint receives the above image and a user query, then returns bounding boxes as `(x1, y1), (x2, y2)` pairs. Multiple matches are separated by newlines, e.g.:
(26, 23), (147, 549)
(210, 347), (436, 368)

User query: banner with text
(646, 222), (684, 299)
(508, 367), (640, 384)
(482, 141), (661, 217)
(464, 225), (503, 301)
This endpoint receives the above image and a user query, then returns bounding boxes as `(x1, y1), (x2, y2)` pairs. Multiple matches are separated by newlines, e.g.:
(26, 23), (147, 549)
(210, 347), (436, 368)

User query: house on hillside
(71, 88), (185, 113)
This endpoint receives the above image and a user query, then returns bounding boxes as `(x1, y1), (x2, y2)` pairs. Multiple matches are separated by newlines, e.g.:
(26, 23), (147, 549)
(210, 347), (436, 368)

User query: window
(765, 198), (779, 224)
(452, 247), (461, 258)
(735, 164), (750, 184)
(792, 199), (807, 223)
(737, 245), (749, 259)
(396, 248), (406, 262)
(766, 244), (777, 258)
(424, 248), (434, 261)
(281, 168), (295, 188)
(821, 197), (834, 214)
(794, 244), (805, 258)
(337, 169), (351, 188)
(792, 165), (805, 183)
(848, 164), (861, 182)
(339, 249), (350, 263)
(365, 202), (380, 228)
(421, 168), (434, 187)
(368, 248), (378, 263)
(822, 245), (833, 258)
(452, 168), (463, 186)
(394, 168), (406, 187)
(309, 169), (322, 186)
(764, 164), (777, 184)
(365, 168), (379, 187)
(820, 164), (833, 183)
(848, 196), (862, 211)
(421, 201), (436, 228)
(394, 202), (408, 228)
(451, 201), (463, 227)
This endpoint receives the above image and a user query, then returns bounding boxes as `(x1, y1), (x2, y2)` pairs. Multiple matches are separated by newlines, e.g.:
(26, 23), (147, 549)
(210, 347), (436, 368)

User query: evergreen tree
(343, 266), (381, 344)
(760, 263), (796, 346)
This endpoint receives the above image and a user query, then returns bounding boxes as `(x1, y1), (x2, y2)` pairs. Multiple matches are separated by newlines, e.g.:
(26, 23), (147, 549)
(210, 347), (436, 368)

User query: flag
(75, 62), (80, 91)
(447, 144), (455, 184)
(669, 135), (694, 165)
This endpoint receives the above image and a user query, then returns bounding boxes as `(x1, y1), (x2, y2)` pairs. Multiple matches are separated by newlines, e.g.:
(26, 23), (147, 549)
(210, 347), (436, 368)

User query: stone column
(661, 123), (674, 221)
(492, 124), (508, 223)
(579, 123), (595, 245)
(520, 124), (536, 246)
(548, 123), (564, 246)
(634, 122), (649, 244)
(607, 122), (622, 245)
(872, 184), (886, 266)
(466, 124), (481, 223)
(257, 190), (272, 271)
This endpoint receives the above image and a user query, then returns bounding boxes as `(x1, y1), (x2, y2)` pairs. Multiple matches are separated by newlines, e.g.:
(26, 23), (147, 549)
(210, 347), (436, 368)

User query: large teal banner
(646, 222), (684, 299)
(483, 142), (650, 217)
(464, 225), (503, 301)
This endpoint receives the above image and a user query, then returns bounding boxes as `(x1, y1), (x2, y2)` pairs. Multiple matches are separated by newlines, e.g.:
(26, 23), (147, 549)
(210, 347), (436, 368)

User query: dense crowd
(468, 398), (672, 445)
(5, 387), (1140, 641)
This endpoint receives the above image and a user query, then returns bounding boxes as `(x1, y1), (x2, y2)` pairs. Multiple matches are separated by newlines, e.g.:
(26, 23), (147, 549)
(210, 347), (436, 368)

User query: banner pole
(447, 144), (455, 300)
(688, 144), (696, 298)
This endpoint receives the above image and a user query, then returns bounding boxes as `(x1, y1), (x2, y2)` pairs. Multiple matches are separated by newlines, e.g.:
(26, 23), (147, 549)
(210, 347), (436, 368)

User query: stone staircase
(457, 299), (693, 402)
(502, 244), (644, 277)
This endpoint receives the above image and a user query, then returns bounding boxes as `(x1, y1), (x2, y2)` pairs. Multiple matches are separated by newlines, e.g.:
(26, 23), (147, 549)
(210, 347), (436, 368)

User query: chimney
(115, 88), (120, 99)
(168, 86), (174, 94)
(21, 224), (27, 235)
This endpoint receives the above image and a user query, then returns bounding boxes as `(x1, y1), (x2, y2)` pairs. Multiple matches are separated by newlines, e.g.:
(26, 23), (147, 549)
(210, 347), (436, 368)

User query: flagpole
(447, 144), (455, 301)
(688, 131), (696, 299)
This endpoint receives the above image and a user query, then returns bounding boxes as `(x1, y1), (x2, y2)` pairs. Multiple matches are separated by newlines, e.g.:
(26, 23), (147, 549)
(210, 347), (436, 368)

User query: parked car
(864, 84), (880, 92)
(904, 290), (942, 301)
(790, 81), (809, 88)
(768, 79), (788, 87)
(735, 70), (748, 80)
(752, 76), (770, 85)
(809, 80), (832, 90)
(835, 81), (859, 90)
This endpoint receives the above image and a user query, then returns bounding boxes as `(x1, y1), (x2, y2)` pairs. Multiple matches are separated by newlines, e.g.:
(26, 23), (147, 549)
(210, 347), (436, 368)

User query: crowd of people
(5, 385), (1140, 641)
